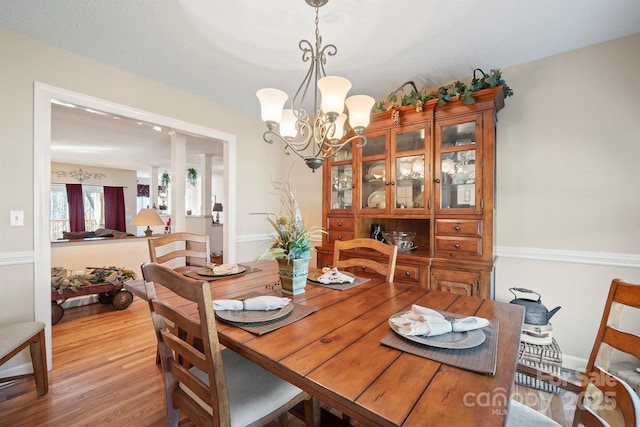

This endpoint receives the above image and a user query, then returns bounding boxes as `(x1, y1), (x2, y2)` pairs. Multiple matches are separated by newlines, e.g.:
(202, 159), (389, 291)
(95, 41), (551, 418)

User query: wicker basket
(515, 338), (563, 394)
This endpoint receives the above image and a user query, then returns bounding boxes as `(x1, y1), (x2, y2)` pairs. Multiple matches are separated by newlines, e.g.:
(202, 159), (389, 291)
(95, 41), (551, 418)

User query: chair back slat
(332, 238), (398, 284)
(573, 278), (640, 427)
(148, 232), (211, 269)
(142, 262), (230, 426)
(602, 327), (640, 360)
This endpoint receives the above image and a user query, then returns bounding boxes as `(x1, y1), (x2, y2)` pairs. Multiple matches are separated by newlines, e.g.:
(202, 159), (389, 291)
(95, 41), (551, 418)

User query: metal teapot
(509, 287), (561, 326)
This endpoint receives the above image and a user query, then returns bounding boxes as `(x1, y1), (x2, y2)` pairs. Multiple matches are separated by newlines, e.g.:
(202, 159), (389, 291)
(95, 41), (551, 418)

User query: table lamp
(131, 208), (164, 236)
(212, 203), (223, 224)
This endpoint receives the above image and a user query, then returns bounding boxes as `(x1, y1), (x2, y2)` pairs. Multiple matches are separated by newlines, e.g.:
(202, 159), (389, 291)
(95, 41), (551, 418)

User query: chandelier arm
(318, 43), (337, 65)
(322, 134), (369, 159)
(291, 63), (315, 115)
(263, 130), (308, 161)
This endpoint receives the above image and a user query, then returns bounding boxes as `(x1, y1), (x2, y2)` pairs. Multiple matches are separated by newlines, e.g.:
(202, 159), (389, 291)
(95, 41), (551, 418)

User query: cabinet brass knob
(390, 181), (395, 185)
(385, 181), (390, 186)
(338, 222), (342, 226)
(434, 178), (441, 183)
(454, 243), (460, 248)
(351, 184), (355, 189)
(338, 236), (343, 240)
(404, 271), (410, 276)
(361, 266), (366, 270)
(455, 225), (461, 231)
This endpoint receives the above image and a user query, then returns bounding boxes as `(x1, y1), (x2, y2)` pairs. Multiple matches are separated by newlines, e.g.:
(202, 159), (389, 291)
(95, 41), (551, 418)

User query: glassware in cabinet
(390, 123), (430, 213)
(359, 133), (388, 212)
(435, 116), (482, 215)
(330, 164), (353, 210)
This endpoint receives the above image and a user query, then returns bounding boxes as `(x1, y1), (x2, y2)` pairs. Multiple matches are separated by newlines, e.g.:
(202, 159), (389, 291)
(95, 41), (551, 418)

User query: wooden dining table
(126, 260), (525, 427)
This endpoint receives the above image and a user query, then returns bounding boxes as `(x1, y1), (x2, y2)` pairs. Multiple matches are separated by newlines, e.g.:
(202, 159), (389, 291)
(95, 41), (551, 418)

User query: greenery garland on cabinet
(372, 68), (513, 113)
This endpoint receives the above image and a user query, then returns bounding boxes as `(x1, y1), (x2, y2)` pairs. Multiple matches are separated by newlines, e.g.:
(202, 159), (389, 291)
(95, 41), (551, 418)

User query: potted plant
(159, 172), (170, 211)
(187, 168), (198, 186)
(161, 171), (170, 188)
(261, 178), (320, 294)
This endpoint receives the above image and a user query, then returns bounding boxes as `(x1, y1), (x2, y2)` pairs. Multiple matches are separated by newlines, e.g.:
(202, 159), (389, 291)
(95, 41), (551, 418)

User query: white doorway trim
(34, 82), (237, 366)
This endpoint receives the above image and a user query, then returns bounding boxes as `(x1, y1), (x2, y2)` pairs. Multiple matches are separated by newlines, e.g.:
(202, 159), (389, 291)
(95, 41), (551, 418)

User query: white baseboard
(561, 354), (588, 371)
(0, 363), (35, 379)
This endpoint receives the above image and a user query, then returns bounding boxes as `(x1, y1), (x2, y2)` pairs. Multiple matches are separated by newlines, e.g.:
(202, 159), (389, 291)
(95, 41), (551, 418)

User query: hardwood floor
(0, 297), (571, 426)
(0, 298), (167, 426)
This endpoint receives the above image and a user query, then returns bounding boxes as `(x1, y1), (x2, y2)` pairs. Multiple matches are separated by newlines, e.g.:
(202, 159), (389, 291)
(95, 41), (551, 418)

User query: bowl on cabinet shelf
(381, 231), (417, 252)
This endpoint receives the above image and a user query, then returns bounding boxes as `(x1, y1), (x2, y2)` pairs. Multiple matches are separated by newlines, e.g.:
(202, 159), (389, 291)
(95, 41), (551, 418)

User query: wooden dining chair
(333, 237), (398, 284)
(148, 232), (211, 271)
(0, 321), (48, 396)
(508, 278), (640, 427)
(140, 262), (317, 427)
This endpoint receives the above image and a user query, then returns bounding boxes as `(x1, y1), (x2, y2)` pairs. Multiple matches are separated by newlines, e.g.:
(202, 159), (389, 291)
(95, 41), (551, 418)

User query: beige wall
(494, 33), (640, 366)
(0, 27), (320, 371)
(1, 26), (638, 372)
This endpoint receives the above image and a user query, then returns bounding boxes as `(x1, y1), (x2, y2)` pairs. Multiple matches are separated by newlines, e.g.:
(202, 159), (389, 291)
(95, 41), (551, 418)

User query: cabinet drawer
(435, 219), (482, 237)
(431, 268), (480, 297)
(327, 217), (355, 230)
(435, 236), (482, 257)
(393, 264), (420, 283)
(327, 230), (354, 244)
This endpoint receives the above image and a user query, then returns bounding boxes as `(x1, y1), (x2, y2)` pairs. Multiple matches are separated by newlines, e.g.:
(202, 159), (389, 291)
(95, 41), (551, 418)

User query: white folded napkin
(213, 295), (291, 311)
(318, 267), (355, 284)
(390, 304), (489, 337)
(205, 263), (239, 275)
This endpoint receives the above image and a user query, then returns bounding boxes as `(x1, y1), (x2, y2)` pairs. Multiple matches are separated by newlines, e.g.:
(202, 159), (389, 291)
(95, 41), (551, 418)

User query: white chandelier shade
(256, 88), (288, 126)
(318, 76), (351, 118)
(345, 95), (376, 132)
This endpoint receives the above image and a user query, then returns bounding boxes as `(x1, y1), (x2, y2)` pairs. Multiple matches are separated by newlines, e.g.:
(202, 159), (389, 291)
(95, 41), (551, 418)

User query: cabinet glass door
(392, 125), (429, 212)
(330, 164), (353, 210)
(437, 118), (481, 214)
(359, 134), (387, 211)
(395, 154), (425, 209)
(361, 159), (387, 210)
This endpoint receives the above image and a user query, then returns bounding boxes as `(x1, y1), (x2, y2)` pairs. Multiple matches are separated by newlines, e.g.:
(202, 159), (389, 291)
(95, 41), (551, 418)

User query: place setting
(212, 292), (317, 335)
(307, 267), (371, 290)
(183, 262), (247, 281)
(380, 304), (499, 375)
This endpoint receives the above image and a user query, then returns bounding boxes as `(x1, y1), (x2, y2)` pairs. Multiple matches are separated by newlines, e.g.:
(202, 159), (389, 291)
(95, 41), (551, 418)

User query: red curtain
(66, 184), (85, 232)
(104, 186), (126, 232)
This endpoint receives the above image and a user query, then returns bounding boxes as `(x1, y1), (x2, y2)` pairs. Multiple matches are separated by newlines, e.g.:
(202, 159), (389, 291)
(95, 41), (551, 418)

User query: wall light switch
(10, 210), (24, 226)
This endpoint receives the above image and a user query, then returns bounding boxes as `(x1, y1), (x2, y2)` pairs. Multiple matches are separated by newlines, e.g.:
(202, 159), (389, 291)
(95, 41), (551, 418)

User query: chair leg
(29, 329), (48, 396)
(305, 397), (321, 427)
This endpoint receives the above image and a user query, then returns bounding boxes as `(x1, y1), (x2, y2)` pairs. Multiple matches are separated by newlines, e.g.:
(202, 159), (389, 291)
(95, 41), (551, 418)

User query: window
(50, 184), (105, 240)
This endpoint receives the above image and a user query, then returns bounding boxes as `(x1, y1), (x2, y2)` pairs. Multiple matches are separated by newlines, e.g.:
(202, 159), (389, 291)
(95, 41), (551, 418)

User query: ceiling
(50, 102), (223, 179)
(2, 0), (639, 176)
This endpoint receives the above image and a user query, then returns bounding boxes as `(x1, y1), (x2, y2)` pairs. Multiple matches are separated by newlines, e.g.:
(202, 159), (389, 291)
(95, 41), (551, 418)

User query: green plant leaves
(372, 69), (512, 112)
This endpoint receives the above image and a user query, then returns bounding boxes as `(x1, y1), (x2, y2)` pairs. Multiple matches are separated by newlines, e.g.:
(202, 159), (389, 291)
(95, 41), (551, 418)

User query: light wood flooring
(0, 297), (572, 426)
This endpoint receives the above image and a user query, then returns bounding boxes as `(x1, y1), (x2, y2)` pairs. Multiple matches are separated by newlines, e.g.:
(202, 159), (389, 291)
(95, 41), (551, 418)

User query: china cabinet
(316, 87), (505, 299)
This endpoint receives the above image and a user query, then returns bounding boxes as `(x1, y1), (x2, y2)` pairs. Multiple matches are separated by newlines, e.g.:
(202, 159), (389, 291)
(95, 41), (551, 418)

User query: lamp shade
(212, 203), (223, 212)
(256, 88), (287, 125)
(318, 76), (351, 117)
(131, 208), (164, 236)
(279, 109), (298, 140)
(345, 95), (375, 133)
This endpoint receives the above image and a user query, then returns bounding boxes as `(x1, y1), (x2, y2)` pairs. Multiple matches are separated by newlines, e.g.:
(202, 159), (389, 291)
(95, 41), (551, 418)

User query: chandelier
(256, 0), (375, 172)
